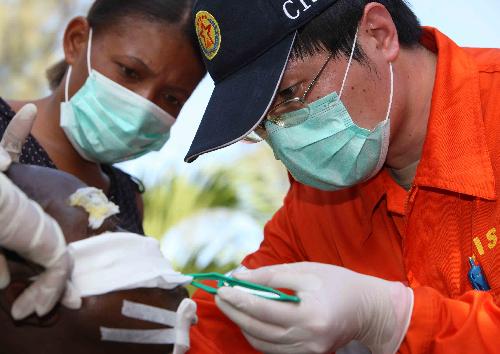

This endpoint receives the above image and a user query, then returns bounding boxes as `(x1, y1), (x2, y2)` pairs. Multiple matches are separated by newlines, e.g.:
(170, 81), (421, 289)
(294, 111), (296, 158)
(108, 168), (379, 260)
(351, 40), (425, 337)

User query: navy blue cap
(185, 0), (339, 162)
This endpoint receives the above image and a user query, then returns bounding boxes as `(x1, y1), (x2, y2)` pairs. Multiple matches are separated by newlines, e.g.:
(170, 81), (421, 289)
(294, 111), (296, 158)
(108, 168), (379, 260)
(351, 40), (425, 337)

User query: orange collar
(359, 27), (496, 220)
(414, 27), (496, 201)
(358, 170), (406, 217)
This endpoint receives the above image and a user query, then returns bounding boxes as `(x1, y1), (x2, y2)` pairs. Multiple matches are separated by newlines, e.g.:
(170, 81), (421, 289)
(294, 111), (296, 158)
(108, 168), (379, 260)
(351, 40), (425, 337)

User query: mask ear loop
(64, 28), (93, 103)
(339, 27), (359, 100)
(86, 29), (93, 76)
(64, 66), (72, 103)
(384, 62), (394, 122)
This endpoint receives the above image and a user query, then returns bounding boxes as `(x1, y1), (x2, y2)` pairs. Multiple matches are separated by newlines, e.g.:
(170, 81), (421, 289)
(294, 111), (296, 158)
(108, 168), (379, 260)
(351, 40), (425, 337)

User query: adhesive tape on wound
(122, 300), (177, 327)
(100, 299), (197, 348)
(101, 328), (176, 344)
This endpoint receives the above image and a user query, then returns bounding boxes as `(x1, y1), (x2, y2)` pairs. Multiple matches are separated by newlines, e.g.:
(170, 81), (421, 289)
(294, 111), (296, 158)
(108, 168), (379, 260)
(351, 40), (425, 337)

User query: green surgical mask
(266, 31), (394, 191)
(60, 29), (175, 164)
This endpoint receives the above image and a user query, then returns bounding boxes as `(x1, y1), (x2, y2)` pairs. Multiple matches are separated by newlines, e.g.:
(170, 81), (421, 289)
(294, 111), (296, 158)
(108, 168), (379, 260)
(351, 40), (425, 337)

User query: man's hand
(216, 262), (414, 354)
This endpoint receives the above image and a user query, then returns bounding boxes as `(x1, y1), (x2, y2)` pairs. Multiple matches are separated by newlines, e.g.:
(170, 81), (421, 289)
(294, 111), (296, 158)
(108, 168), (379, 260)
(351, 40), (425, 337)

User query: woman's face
(63, 16), (205, 117)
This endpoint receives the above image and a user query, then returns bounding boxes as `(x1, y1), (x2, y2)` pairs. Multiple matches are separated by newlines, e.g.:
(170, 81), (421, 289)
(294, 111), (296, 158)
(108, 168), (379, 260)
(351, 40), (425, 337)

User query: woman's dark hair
(292, 0), (421, 62)
(47, 0), (199, 90)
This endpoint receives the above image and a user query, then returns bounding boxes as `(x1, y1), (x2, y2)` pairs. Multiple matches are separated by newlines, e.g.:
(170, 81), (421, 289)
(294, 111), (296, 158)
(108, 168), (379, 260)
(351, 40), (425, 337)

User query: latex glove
(216, 262), (414, 354)
(0, 103), (36, 288)
(0, 104), (81, 319)
(0, 171), (81, 319)
(173, 298), (198, 354)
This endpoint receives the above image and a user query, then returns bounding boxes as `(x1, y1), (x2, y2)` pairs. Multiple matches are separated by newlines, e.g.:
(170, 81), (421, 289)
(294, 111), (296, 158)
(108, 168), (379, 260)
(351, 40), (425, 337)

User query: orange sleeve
(243, 184), (305, 269)
(400, 287), (500, 354)
(189, 281), (257, 354)
(189, 184), (305, 353)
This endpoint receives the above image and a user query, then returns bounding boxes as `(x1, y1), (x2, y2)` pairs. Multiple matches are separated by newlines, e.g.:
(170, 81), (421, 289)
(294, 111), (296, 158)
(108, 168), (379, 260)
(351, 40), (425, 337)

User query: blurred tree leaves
(144, 146), (289, 241)
(0, 0), (90, 99)
(144, 146), (289, 275)
(144, 172), (239, 239)
(223, 146), (289, 224)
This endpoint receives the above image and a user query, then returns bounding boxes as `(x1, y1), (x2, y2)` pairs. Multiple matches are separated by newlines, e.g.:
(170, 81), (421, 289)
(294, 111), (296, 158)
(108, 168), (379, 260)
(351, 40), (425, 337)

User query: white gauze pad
(69, 187), (120, 229)
(68, 232), (193, 297)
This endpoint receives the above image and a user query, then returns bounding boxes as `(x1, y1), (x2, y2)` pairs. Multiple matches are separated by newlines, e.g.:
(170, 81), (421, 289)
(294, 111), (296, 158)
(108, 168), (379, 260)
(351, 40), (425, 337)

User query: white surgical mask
(267, 29), (394, 191)
(60, 29), (175, 164)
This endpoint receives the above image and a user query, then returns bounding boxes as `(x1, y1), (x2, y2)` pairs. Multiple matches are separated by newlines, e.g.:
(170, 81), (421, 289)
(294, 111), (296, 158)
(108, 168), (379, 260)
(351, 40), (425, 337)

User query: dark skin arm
(135, 191), (145, 222)
(5, 163), (118, 241)
(0, 165), (188, 354)
(0, 256), (187, 354)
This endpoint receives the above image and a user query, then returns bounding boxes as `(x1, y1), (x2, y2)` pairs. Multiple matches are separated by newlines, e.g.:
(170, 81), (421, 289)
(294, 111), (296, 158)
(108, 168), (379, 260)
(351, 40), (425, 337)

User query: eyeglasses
(243, 54), (333, 143)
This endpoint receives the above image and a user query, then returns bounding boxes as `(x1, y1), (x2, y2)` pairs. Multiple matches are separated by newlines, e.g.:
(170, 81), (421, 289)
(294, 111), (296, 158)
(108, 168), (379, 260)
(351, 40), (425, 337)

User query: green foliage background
(0, 0), (85, 99)
(143, 147), (289, 276)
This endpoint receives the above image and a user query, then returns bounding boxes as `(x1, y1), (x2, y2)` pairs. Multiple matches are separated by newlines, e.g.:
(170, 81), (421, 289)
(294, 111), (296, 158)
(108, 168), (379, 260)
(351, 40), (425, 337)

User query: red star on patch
(198, 18), (215, 49)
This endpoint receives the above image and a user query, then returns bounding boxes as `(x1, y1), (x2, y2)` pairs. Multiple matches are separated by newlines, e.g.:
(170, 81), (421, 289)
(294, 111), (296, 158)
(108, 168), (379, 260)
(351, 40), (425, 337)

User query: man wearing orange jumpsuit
(185, 0), (500, 353)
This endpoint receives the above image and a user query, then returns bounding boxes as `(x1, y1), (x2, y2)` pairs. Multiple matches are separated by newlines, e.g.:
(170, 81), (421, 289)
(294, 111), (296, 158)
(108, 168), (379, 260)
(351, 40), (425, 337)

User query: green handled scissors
(189, 272), (301, 303)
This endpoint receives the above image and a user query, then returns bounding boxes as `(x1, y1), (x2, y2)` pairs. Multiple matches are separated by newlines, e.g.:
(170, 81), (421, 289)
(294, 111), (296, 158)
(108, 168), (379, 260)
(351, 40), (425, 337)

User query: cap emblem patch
(195, 11), (221, 61)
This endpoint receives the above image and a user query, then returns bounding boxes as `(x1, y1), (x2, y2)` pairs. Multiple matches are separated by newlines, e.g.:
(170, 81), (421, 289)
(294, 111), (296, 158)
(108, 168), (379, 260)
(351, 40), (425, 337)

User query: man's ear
(63, 17), (91, 67)
(359, 2), (400, 63)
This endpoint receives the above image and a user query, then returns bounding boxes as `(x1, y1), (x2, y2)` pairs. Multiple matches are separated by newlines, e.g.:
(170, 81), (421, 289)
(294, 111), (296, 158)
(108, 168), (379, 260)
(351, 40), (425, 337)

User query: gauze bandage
(69, 187), (119, 229)
(68, 232), (192, 297)
(70, 233), (197, 352)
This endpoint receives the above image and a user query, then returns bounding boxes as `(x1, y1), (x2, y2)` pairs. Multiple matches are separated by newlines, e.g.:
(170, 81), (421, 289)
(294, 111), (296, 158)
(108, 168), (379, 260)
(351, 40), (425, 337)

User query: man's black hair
(293, 0), (421, 61)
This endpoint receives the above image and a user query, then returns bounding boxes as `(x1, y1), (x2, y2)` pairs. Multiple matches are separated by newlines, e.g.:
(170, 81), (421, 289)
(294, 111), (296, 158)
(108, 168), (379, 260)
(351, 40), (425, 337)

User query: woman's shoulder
(0, 98), (16, 135)
(104, 166), (145, 195)
(0, 98), (36, 127)
(0, 97), (16, 120)
(102, 165), (145, 234)
(0, 97), (56, 169)
(2, 99), (26, 113)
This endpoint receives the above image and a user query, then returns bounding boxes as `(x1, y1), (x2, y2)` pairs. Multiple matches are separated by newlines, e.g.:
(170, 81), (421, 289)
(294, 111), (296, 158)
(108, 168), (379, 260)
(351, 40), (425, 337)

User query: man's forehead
(281, 52), (334, 81)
